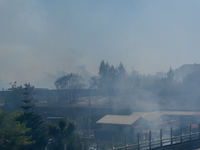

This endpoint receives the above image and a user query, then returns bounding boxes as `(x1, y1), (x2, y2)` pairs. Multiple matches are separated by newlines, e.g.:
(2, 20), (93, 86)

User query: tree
(0, 109), (33, 150)
(48, 119), (82, 150)
(153, 67), (179, 104)
(115, 62), (127, 93)
(89, 75), (99, 89)
(98, 60), (127, 95)
(4, 82), (23, 112)
(17, 85), (48, 150)
(117, 62), (126, 76)
(166, 67), (174, 83)
(183, 70), (200, 87)
(4, 82), (35, 112)
(54, 73), (85, 104)
(98, 61), (112, 94)
(21, 86), (33, 113)
(99, 60), (110, 77)
(59, 118), (67, 133)
(55, 73), (85, 90)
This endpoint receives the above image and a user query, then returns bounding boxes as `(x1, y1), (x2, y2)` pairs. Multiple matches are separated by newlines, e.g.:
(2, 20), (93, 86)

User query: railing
(45, 124), (200, 150)
(108, 124), (200, 150)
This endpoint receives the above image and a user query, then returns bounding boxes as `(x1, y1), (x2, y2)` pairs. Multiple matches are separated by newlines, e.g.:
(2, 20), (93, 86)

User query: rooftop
(96, 113), (145, 125)
(97, 111), (200, 125)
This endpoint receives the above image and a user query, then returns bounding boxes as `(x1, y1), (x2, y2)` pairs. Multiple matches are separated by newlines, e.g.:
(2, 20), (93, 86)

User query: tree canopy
(0, 109), (33, 150)
(48, 118), (82, 150)
(55, 73), (85, 90)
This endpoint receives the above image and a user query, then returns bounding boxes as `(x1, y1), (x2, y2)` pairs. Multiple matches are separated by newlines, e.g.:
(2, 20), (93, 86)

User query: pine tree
(21, 87), (33, 113)
(18, 84), (48, 150)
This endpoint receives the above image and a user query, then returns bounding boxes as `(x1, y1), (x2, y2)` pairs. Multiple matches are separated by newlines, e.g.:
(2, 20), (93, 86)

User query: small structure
(95, 111), (200, 142)
(96, 113), (148, 134)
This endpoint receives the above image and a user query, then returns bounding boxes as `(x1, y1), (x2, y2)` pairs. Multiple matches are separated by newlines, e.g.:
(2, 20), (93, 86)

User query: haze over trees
(55, 73), (85, 90)
(54, 73), (85, 104)
(48, 61), (200, 110)
(90, 60), (127, 96)
(0, 60), (195, 112)
(1, 61), (200, 149)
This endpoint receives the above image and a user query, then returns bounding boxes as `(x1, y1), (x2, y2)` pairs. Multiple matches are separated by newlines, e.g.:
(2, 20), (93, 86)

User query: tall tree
(18, 84), (48, 150)
(21, 87), (33, 113)
(99, 60), (110, 77)
(98, 61), (111, 94)
(166, 67), (174, 83)
(98, 61), (126, 95)
(117, 62), (126, 76)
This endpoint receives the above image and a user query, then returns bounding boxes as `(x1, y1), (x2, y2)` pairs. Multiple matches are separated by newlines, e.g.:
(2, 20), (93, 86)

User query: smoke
(1, 0), (200, 88)
(33, 65), (91, 89)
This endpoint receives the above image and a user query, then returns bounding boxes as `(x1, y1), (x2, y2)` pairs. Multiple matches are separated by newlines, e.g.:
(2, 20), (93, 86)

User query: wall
(100, 124), (131, 134)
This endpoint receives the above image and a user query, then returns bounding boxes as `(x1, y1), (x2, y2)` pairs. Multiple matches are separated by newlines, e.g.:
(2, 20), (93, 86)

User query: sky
(1, 0), (200, 89)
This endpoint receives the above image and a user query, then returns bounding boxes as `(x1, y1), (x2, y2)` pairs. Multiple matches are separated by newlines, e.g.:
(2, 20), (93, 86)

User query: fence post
(149, 131), (151, 150)
(199, 123), (200, 139)
(124, 135), (127, 150)
(170, 127), (173, 145)
(125, 135), (128, 150)
(138, 133), (140, 150)
(97, 139), (99, 150)
(160, 129), (162, 147)
(82, 142), (84, 150)
(64, 144), (67, 150)
(190, 124), (192, 141)
(180, 126), (182, 143)
(112, 136), (114, 149)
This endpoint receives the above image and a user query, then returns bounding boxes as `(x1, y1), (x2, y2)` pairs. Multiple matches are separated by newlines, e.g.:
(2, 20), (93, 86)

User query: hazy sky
(1, 0), (200, 88)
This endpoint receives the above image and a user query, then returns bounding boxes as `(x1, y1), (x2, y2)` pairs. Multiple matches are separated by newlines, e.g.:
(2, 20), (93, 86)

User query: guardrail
(108, 124), (200, 150)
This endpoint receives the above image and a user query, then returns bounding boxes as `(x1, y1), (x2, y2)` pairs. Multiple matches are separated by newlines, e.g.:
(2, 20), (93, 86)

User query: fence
(45, 124), (200, 150)
(108, 124), (200, 150)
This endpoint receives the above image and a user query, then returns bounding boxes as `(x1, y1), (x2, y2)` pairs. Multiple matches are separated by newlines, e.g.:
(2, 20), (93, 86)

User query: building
(95, 111), (200, 142)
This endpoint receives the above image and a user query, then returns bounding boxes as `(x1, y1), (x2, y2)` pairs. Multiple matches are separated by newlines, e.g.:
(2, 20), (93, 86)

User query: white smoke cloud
(1, 0), (200, 88)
